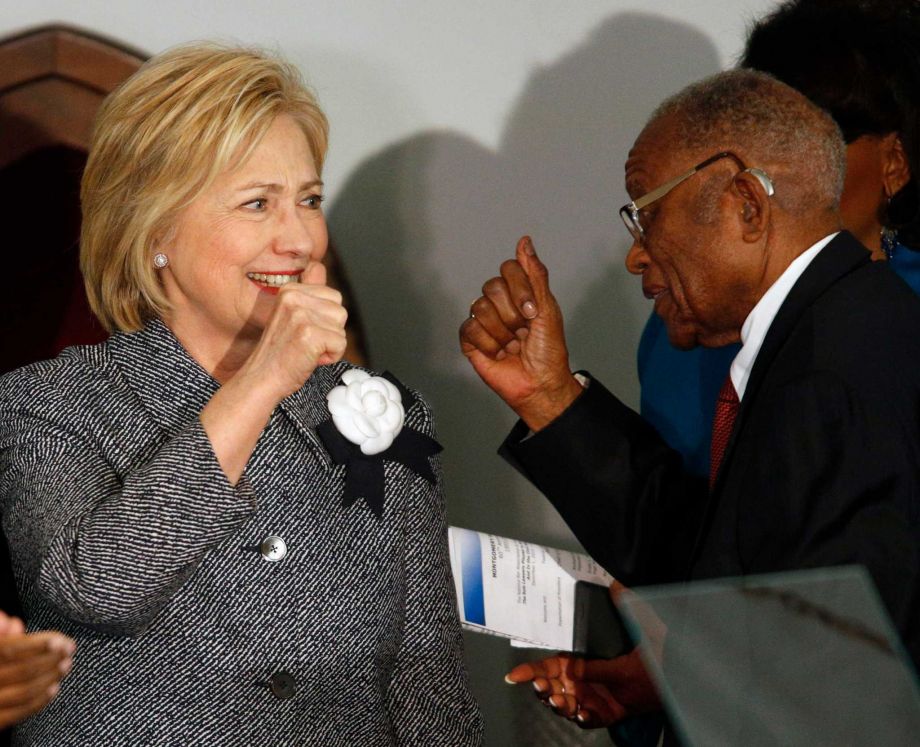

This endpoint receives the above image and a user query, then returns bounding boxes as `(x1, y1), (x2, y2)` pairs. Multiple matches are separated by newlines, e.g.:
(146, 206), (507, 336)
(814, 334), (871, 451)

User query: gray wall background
(3, 2), (779, 743)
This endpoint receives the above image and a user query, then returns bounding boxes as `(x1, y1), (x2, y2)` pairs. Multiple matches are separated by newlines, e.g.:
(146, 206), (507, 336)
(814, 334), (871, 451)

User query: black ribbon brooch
(317, 370), (442, 518)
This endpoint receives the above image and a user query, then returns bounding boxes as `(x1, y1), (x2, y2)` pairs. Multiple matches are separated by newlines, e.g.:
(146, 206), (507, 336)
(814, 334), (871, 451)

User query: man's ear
(732, 169), (772, 243)
(882, 133), (910, 199)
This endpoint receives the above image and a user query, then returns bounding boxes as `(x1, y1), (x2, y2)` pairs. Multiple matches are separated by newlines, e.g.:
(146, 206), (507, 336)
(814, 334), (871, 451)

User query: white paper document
(447, 526), (614, 651)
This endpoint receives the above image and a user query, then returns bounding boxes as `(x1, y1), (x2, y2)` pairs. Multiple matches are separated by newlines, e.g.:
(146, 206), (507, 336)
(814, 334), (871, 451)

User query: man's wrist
(516, 374), (586, 432)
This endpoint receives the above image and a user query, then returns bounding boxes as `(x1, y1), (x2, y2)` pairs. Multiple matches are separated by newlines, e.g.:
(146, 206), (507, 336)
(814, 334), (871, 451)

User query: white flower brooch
(326, 370), (405, 455)
(317, 370), (442, 518)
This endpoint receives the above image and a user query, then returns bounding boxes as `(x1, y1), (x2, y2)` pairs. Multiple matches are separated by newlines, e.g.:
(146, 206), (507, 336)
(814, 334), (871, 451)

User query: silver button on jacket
(260, 535), (287, 562)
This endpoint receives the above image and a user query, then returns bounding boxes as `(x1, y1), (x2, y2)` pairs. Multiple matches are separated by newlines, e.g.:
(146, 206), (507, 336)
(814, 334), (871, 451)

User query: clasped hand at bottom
(504, 580), (664, 729)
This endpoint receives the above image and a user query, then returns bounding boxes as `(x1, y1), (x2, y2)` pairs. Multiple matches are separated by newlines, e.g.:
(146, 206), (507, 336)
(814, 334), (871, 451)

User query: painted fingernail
(522, 301), (537, 319)
(532, 681), (547, 693)
(577, 712), (587, 723)
(504, 675), (516, 685)
(524, 237), (535, 256)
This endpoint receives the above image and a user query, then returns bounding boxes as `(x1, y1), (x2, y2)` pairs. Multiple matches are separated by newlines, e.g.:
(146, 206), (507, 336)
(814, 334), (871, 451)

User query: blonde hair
(80, 43), (329, 332)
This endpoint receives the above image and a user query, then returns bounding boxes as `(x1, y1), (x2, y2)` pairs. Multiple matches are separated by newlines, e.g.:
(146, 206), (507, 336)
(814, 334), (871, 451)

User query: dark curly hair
(742, 0), (920, 248)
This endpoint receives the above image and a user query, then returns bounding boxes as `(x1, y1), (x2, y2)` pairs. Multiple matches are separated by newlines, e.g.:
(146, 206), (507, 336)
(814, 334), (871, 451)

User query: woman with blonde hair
(0, 43), (481, 745)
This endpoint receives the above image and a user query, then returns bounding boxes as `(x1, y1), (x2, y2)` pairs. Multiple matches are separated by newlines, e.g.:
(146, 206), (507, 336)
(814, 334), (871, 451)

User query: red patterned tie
(710, 376), (739, 490)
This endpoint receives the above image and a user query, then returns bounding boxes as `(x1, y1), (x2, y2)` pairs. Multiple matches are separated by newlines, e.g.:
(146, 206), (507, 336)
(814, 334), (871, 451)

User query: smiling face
(159, 114), (328, 362)
(623, 118), (760, 350)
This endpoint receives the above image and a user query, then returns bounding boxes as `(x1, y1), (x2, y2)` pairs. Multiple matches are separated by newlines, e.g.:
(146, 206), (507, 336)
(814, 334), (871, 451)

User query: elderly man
(461, 69), (920, 723)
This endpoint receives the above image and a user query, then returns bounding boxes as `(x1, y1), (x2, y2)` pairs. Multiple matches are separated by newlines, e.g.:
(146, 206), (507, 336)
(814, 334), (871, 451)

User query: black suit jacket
(502, 232), (920, 667)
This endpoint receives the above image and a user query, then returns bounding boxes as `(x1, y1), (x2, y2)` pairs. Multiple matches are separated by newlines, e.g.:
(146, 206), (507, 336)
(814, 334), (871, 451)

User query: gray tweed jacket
(0, 319), (482, 746)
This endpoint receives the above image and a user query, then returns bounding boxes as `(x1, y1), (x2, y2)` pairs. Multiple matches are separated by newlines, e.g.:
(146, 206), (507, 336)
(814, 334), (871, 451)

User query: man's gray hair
(652, 69), (846, 216)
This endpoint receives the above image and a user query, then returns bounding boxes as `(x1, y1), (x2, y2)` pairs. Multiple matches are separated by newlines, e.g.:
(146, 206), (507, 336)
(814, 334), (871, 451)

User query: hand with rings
(459, 235), (584, 432)
(502, 581), (664, 729)
(504, 649), (662, 728)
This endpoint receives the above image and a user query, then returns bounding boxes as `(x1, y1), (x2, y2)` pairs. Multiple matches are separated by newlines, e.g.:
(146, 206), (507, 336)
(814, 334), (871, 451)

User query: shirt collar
(730, 232), (838, 400)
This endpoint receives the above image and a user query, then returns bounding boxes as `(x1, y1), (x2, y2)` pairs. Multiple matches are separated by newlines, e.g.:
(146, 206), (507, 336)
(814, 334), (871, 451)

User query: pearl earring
(153, 253), (169, 269)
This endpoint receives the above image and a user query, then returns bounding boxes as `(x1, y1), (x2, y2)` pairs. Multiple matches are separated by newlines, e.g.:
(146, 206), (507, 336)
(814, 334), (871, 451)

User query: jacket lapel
(277, 362), (349, 463)
(715, 232), (870, 489)
(692, 232), (871, 567)
(108, 318), (220, 434)
(108, 319), (338, 465)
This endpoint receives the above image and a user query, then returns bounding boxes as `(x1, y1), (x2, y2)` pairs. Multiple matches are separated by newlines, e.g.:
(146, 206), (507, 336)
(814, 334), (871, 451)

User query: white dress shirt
(730, 233), (839, 400)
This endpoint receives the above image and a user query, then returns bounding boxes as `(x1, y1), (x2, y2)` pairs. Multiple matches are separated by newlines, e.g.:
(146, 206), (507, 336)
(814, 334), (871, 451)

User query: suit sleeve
(385, 408), (483, 746)
(0, 373), (257, 635)
(500, 374), (708, 586)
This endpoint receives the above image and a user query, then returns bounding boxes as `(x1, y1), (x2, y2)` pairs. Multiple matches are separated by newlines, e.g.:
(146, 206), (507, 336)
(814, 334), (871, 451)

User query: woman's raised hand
(201, 260), (348, 485)
(244, 261), (349, 402)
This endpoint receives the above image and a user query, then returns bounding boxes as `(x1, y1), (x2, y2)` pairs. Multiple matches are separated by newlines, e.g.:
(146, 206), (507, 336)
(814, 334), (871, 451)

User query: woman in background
(0, 44), (481, 745)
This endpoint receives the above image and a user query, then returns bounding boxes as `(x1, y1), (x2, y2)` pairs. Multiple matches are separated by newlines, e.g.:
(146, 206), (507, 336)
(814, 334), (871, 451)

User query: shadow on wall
(328, 12), (719, 747)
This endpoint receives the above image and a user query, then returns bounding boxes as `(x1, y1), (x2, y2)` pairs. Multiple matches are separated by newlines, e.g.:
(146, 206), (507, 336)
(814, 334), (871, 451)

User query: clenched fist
(459, 236), (584, 431)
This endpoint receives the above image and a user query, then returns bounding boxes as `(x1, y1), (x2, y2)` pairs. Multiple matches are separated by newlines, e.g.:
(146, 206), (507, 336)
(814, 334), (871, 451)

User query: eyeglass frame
(619, 150), (775, 244)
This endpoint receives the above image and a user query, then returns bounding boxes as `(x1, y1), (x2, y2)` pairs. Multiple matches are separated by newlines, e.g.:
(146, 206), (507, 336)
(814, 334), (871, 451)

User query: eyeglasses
(619, 151), (775, 244)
